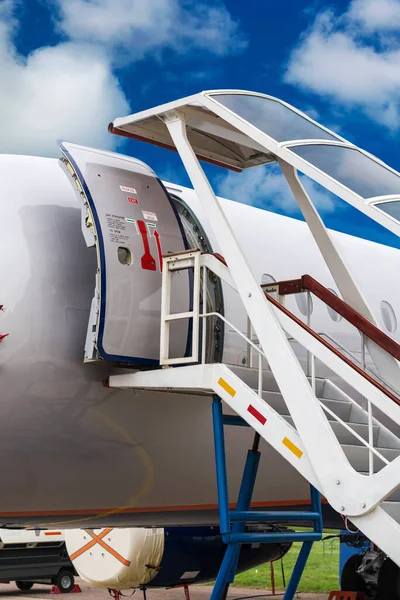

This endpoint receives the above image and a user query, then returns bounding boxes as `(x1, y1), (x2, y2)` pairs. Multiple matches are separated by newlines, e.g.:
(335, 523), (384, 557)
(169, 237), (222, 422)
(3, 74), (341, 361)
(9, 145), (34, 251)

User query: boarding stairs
(103, 88), (400, 600)
(108, 248), (400, 597)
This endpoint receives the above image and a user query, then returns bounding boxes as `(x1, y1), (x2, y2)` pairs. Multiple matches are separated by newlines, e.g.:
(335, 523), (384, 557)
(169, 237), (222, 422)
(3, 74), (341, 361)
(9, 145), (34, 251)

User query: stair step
(284, 418), (379, 446)
(343, 445), (400, 473)
(382, 501), (400, 522)
(260, 390), (352, 422)
(229, 364), (325, 396)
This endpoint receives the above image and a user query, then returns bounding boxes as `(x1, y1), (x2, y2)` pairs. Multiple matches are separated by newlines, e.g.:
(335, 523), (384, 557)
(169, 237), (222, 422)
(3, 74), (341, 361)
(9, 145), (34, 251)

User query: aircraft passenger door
(58, 141), (190, 366)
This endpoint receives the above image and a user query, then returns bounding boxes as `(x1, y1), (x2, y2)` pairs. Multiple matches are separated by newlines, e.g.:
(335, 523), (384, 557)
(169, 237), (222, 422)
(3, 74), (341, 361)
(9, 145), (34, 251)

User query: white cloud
(0, 0), (130, 156)
(348, 0), (400, 32)
(284, 2), (400, 129)
(0, 0), (246, 157)
(216, 164), (335, 215)
(55, 0), (247, 59)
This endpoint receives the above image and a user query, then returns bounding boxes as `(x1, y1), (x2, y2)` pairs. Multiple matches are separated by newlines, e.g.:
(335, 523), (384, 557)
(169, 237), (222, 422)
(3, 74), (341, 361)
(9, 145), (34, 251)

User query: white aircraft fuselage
(1, 151), (399, 530)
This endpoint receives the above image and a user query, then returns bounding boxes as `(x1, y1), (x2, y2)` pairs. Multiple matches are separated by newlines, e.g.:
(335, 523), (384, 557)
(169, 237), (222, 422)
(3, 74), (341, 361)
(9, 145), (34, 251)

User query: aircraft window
(327, 289), (342, 322)
(117, 246), (133, 265)
(381, 300), (397, 333)
(295, 292), (313, 317)
(290, 145), (400, 199)
(261, 273), (276, 284)
(375, 201), (400, 222)
(211, 94), (338, 143)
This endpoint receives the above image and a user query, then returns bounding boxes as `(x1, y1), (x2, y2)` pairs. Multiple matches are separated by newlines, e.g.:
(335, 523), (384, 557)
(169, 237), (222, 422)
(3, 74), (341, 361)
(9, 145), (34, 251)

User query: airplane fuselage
(1, 152), (399, 529)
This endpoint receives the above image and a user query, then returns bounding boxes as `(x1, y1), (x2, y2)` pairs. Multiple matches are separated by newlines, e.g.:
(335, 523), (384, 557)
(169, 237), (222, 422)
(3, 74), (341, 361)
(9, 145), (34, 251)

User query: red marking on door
(69, 528), (131, 567)
(247, 404), (267, 425)
(154, 230), (163, 272)
(127, 197), (138, 204)
(138, 220), (156, 271)
(0, 333), (9, 342)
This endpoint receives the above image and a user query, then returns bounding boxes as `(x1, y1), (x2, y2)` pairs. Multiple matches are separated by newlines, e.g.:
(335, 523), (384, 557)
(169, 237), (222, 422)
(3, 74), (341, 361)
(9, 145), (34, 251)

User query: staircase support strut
(211, 396), (322, 600)
(162, 110), (371, 515)
(278, 160), (400, 393)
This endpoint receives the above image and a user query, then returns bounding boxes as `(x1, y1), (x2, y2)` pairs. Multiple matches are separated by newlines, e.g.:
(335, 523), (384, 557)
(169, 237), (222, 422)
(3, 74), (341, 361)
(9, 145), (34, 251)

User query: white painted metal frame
(111, 91), (400, 567)
(278, 161), (400, 393)
(200, 92), (400, 236)
(162, 251), (399, 467)
(110, 245), (400, 565)
(153, 111), (400, 518)
(160, 250), (201, 365)
(113, 89), (400, 235)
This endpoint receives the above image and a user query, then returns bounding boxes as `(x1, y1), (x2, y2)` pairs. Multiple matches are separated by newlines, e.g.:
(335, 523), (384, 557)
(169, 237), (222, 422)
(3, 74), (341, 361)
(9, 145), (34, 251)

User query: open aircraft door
(58, 141), (190, 366)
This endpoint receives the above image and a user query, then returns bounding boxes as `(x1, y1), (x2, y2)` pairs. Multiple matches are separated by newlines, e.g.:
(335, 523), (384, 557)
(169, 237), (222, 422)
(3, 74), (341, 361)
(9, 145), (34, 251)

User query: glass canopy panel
(210, 93), (339, 142)
(290, 145), (400, 199)
(375, 201), (400, 221)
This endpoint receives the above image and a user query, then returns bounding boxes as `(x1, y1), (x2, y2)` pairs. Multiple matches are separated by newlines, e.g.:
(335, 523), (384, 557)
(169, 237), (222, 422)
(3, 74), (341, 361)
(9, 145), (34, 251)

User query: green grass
(232, 529), (340, 594)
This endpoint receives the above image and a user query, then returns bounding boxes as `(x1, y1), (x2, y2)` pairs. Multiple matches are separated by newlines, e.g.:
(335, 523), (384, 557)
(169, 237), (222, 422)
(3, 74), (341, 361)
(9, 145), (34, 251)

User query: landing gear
(341, 555), (368, 597)
(341, 549), (400, 600)
(376, 558), (400, 600)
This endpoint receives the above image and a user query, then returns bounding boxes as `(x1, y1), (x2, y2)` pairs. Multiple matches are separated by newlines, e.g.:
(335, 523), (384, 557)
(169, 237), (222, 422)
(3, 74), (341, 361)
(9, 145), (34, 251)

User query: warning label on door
(142, 210), (158, 222)
(105, 213), (130, 244)
(120, 185), (137, 194)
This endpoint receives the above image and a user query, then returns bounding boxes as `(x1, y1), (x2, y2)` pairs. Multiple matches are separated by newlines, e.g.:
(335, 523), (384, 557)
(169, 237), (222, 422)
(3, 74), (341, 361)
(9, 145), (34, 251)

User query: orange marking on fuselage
(0, 498), (328, 519)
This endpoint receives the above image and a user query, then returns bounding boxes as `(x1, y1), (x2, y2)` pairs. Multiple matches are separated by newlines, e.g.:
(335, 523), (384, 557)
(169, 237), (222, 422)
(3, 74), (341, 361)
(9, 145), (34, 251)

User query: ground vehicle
(0, 529), (76, 592)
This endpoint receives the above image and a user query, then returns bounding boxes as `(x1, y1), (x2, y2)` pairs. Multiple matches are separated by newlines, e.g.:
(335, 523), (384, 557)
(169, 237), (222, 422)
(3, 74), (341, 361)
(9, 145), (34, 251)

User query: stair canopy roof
(110, 90), (400, 236)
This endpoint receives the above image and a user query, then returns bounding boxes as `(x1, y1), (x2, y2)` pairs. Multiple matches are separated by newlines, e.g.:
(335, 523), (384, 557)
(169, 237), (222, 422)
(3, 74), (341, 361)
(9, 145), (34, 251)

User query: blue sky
(1, 0), (400, 247)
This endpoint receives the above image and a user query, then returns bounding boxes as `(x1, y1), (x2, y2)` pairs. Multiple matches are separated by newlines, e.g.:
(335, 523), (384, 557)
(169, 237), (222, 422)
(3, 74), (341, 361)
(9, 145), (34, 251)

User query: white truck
(0, 529), (77, 592)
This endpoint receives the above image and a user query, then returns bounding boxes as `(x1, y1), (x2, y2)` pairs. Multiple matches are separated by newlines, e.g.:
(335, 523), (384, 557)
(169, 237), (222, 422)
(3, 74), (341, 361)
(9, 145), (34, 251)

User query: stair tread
(382, 501), (400, 522)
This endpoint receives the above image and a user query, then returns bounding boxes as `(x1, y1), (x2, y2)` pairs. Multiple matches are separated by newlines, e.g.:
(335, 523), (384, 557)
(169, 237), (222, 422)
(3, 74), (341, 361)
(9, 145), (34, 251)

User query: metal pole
(227, 432), (261, 584)
(306, 291), (311, 377)
(212, 397), (230, 536)
(247, 317), (252, 368)
(283, 541), (313, 600)
(368, 399), (374, 476)
(311, 354), (316, 395)
(361, 333), (367, 411)
(201, 265), (207, 364)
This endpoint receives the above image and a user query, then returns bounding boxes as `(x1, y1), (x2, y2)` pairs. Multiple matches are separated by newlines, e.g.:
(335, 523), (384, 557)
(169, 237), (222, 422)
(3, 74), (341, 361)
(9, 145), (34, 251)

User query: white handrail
(162, 251), (400, 492)
(319, 332), (400, 397)
(320, 403), (389, 467)
(199, 309), (394, 471)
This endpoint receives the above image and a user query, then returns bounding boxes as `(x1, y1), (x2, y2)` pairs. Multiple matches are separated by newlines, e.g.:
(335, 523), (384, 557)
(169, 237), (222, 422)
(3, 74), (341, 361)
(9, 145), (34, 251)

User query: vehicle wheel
(53, 570), (75, 593)
(376, 558), (400, 600)
(341, 554), (368, 594)
(16, 581), (34, 591)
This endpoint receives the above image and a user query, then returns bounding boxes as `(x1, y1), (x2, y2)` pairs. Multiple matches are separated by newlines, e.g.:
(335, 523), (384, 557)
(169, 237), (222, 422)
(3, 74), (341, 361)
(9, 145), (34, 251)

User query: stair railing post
(258, 351), (263, 397)
(247, 317), (253, 368)
(360, 332), (374, 474)
(306, 291), (311, 378)
(201, 264), (207, 364)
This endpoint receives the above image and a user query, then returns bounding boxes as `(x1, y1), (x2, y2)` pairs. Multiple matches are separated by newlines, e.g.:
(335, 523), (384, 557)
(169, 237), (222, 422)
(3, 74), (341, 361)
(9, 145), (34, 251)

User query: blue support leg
(211, 399), (261, 599)
(283, 540), (314, 600)
(310, 484), (323, 534)
(212, 396), (230, 537)
(282, 484), (322, 600)
(211, 399), (322, 600)
(227, 435), (261, 583)
(210, 544), (240, 600)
